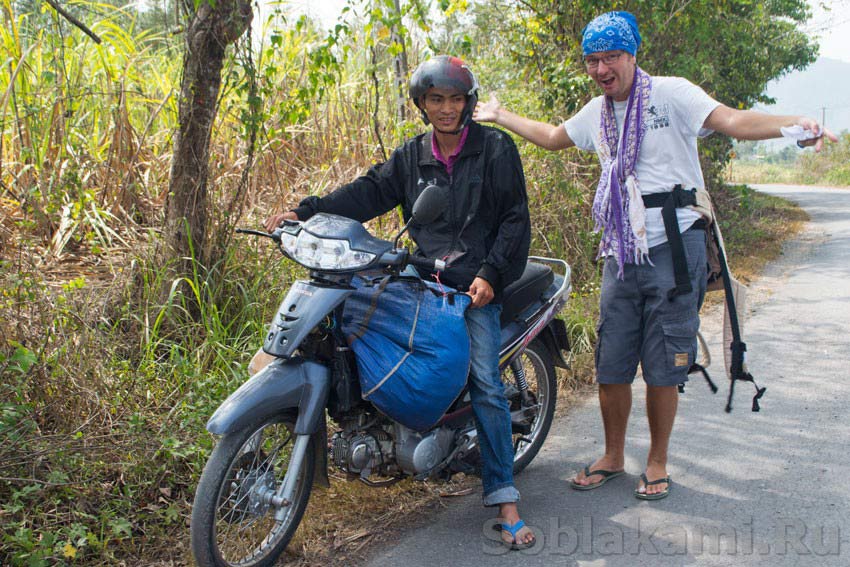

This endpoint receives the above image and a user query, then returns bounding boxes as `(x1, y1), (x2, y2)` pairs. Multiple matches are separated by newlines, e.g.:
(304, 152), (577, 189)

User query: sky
(805, 0), (850, 63)
(280, 0), (850, 64)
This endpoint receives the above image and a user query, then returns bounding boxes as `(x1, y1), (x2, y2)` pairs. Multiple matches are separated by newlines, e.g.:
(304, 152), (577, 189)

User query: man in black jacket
(265, 56), (534, 549)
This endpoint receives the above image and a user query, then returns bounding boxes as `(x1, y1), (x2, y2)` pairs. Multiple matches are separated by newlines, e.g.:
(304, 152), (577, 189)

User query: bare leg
(572, 383), (632, 486)
(638, 384), (678, 495)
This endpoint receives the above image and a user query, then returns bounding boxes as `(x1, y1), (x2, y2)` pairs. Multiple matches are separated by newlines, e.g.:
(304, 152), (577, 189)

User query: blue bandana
(582, 11), (641, 56)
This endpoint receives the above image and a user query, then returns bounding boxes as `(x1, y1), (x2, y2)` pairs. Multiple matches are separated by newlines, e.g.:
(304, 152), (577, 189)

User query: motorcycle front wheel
(506, 338), (557, 474)
(191, 414), (315, 567)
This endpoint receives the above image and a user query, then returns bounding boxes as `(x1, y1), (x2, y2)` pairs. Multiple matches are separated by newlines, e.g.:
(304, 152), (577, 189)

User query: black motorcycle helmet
(409, 56), (479, 134)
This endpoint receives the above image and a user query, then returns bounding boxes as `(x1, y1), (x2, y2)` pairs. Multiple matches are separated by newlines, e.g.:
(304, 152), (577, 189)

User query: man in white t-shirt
(474, 10), (836, 500)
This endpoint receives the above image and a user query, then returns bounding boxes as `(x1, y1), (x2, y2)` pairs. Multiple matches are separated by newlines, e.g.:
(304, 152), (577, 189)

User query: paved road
(363, 185), (850, 567)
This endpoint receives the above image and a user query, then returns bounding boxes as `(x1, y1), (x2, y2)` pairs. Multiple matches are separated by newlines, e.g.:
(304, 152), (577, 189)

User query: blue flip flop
(498, 519), (535, 550)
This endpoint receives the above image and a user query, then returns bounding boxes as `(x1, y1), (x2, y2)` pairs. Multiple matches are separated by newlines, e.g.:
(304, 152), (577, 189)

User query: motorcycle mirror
(411, 185), (446, 226)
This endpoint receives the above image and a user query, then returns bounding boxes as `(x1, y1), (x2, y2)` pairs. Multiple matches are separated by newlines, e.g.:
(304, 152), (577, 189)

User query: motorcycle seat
(500, 262), (554, 326)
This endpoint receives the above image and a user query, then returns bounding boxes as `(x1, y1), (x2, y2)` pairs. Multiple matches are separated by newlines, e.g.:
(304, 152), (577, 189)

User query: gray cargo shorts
(595, 227), (707, 387)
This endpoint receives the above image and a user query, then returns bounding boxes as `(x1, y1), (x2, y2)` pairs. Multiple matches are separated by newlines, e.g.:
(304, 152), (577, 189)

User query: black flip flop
(635, 473), (671, 500)
(569, 465), (625, 491)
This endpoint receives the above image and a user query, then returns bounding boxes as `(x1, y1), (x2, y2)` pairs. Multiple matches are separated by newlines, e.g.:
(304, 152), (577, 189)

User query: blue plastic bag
(341, 276), (471, 431)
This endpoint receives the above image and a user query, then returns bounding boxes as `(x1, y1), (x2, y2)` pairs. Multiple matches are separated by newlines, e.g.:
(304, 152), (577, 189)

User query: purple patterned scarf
(591, 66), (652, 278)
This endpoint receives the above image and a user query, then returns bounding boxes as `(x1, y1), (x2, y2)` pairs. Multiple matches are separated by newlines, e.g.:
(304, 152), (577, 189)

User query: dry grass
(282, 474), (477, 566)
(726, 135), (850, 188)
(726, 161), (801, 186)
(712, 184), (810, 284)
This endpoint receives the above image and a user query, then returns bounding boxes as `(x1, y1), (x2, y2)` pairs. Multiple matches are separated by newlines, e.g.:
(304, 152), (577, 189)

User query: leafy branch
(43, 0), (102, 44)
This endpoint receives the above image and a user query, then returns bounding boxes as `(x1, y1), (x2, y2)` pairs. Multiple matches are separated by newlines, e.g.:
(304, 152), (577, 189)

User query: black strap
(687, 363), (718, 393)
(711, 224), (766, 412)
(351, 276), (461, 340)
(646, 190), (765, 411)
(642, 185), (699, 301)
(350, 275), (395, 341)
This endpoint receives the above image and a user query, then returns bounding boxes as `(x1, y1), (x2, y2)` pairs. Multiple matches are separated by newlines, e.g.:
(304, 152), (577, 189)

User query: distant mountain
(759, 57), (850, 137)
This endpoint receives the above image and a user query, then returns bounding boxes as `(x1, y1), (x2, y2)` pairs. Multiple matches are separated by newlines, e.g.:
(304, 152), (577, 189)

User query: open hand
(473, 95), (502, 124)
(263, 211), (299, 232)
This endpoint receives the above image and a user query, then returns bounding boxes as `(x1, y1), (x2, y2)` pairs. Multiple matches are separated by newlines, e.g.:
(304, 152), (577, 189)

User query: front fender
(206, 359), (330, 436)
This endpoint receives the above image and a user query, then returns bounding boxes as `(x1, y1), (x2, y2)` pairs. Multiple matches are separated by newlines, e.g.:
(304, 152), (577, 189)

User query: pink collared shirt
(431, 126), (469, 175)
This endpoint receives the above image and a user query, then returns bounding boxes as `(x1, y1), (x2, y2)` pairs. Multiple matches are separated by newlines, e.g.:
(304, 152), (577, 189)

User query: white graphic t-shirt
(565, 76), (721, 248)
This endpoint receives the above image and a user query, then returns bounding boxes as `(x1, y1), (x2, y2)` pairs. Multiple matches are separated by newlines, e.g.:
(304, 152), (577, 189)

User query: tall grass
(1, 5), (380, 564)
(1, 1), (179, 247)
(0, 234), (305, 563)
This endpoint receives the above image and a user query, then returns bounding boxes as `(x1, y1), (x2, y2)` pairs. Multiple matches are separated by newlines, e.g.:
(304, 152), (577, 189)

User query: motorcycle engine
(330, 410), (481, 479)
(330, 421), (467, 478)
(394, 425), (456, 476)
(331, 427), (392, 476)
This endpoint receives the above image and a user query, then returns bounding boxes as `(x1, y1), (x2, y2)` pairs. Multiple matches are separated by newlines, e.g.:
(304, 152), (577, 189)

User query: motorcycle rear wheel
(508, 338), (557, 473)
(191, 414), (314, 567)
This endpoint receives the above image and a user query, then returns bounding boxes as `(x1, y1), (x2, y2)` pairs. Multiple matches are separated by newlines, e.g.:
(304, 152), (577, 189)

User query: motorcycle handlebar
(235, 228), (281, 243)
(406, 255), (447, 272)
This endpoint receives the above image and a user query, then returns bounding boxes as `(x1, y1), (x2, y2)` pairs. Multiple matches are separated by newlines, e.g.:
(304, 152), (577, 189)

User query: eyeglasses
(584, 52), (624, 69)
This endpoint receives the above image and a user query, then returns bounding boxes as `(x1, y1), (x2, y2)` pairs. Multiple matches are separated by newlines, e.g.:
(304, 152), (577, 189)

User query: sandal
(569, 465), (625, 491)
(635, 473), (671, 500)
(498, 519), (535, 550)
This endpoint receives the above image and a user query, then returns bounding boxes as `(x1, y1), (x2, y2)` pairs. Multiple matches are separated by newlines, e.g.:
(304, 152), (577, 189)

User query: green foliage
(463, 0), (817, 189)
(255, 12), (347, 127)
(0, 232), (302, 563)
(1, 0), (181, 246)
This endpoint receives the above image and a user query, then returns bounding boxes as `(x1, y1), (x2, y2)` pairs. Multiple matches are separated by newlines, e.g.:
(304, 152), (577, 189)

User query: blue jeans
(465, 303), (520, 506)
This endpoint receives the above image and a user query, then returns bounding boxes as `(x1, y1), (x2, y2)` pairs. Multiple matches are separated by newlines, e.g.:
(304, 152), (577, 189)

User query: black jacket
(293, 122), (531, 301)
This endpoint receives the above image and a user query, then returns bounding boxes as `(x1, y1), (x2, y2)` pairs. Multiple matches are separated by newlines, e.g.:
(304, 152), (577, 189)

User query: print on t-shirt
(646, 104), (670, 130)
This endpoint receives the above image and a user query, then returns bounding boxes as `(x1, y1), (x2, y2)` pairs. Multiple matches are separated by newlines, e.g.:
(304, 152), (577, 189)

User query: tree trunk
(163, 0), (251, 277)
(391, 0), (408, 124)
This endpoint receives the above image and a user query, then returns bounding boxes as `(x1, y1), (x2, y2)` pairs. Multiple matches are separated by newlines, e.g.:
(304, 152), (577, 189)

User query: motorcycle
(190, 186), (572, 566)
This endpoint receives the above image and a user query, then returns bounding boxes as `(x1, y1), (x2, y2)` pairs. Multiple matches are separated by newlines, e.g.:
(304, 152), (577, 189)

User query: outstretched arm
(704, 105), (838, 152)
(474, 95), (575, 151)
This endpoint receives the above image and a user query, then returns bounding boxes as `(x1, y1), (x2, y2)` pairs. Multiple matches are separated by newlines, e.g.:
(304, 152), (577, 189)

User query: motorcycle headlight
(280, 229), (376, 271)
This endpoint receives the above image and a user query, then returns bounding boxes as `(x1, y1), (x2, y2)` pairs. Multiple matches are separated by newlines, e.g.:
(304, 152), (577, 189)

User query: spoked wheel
(504, 338), (557, 474)
(191, 415), (315, 567)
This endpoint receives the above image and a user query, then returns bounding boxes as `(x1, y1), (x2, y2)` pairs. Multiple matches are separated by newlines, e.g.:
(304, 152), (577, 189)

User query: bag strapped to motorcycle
(642, 185), (766, 412)
(347, 274), (460, 342)
(341, 274), (471, 432)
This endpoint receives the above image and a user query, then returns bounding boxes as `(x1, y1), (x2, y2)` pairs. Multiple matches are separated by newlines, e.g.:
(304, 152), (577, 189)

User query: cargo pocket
(661, 317), (698, 371)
